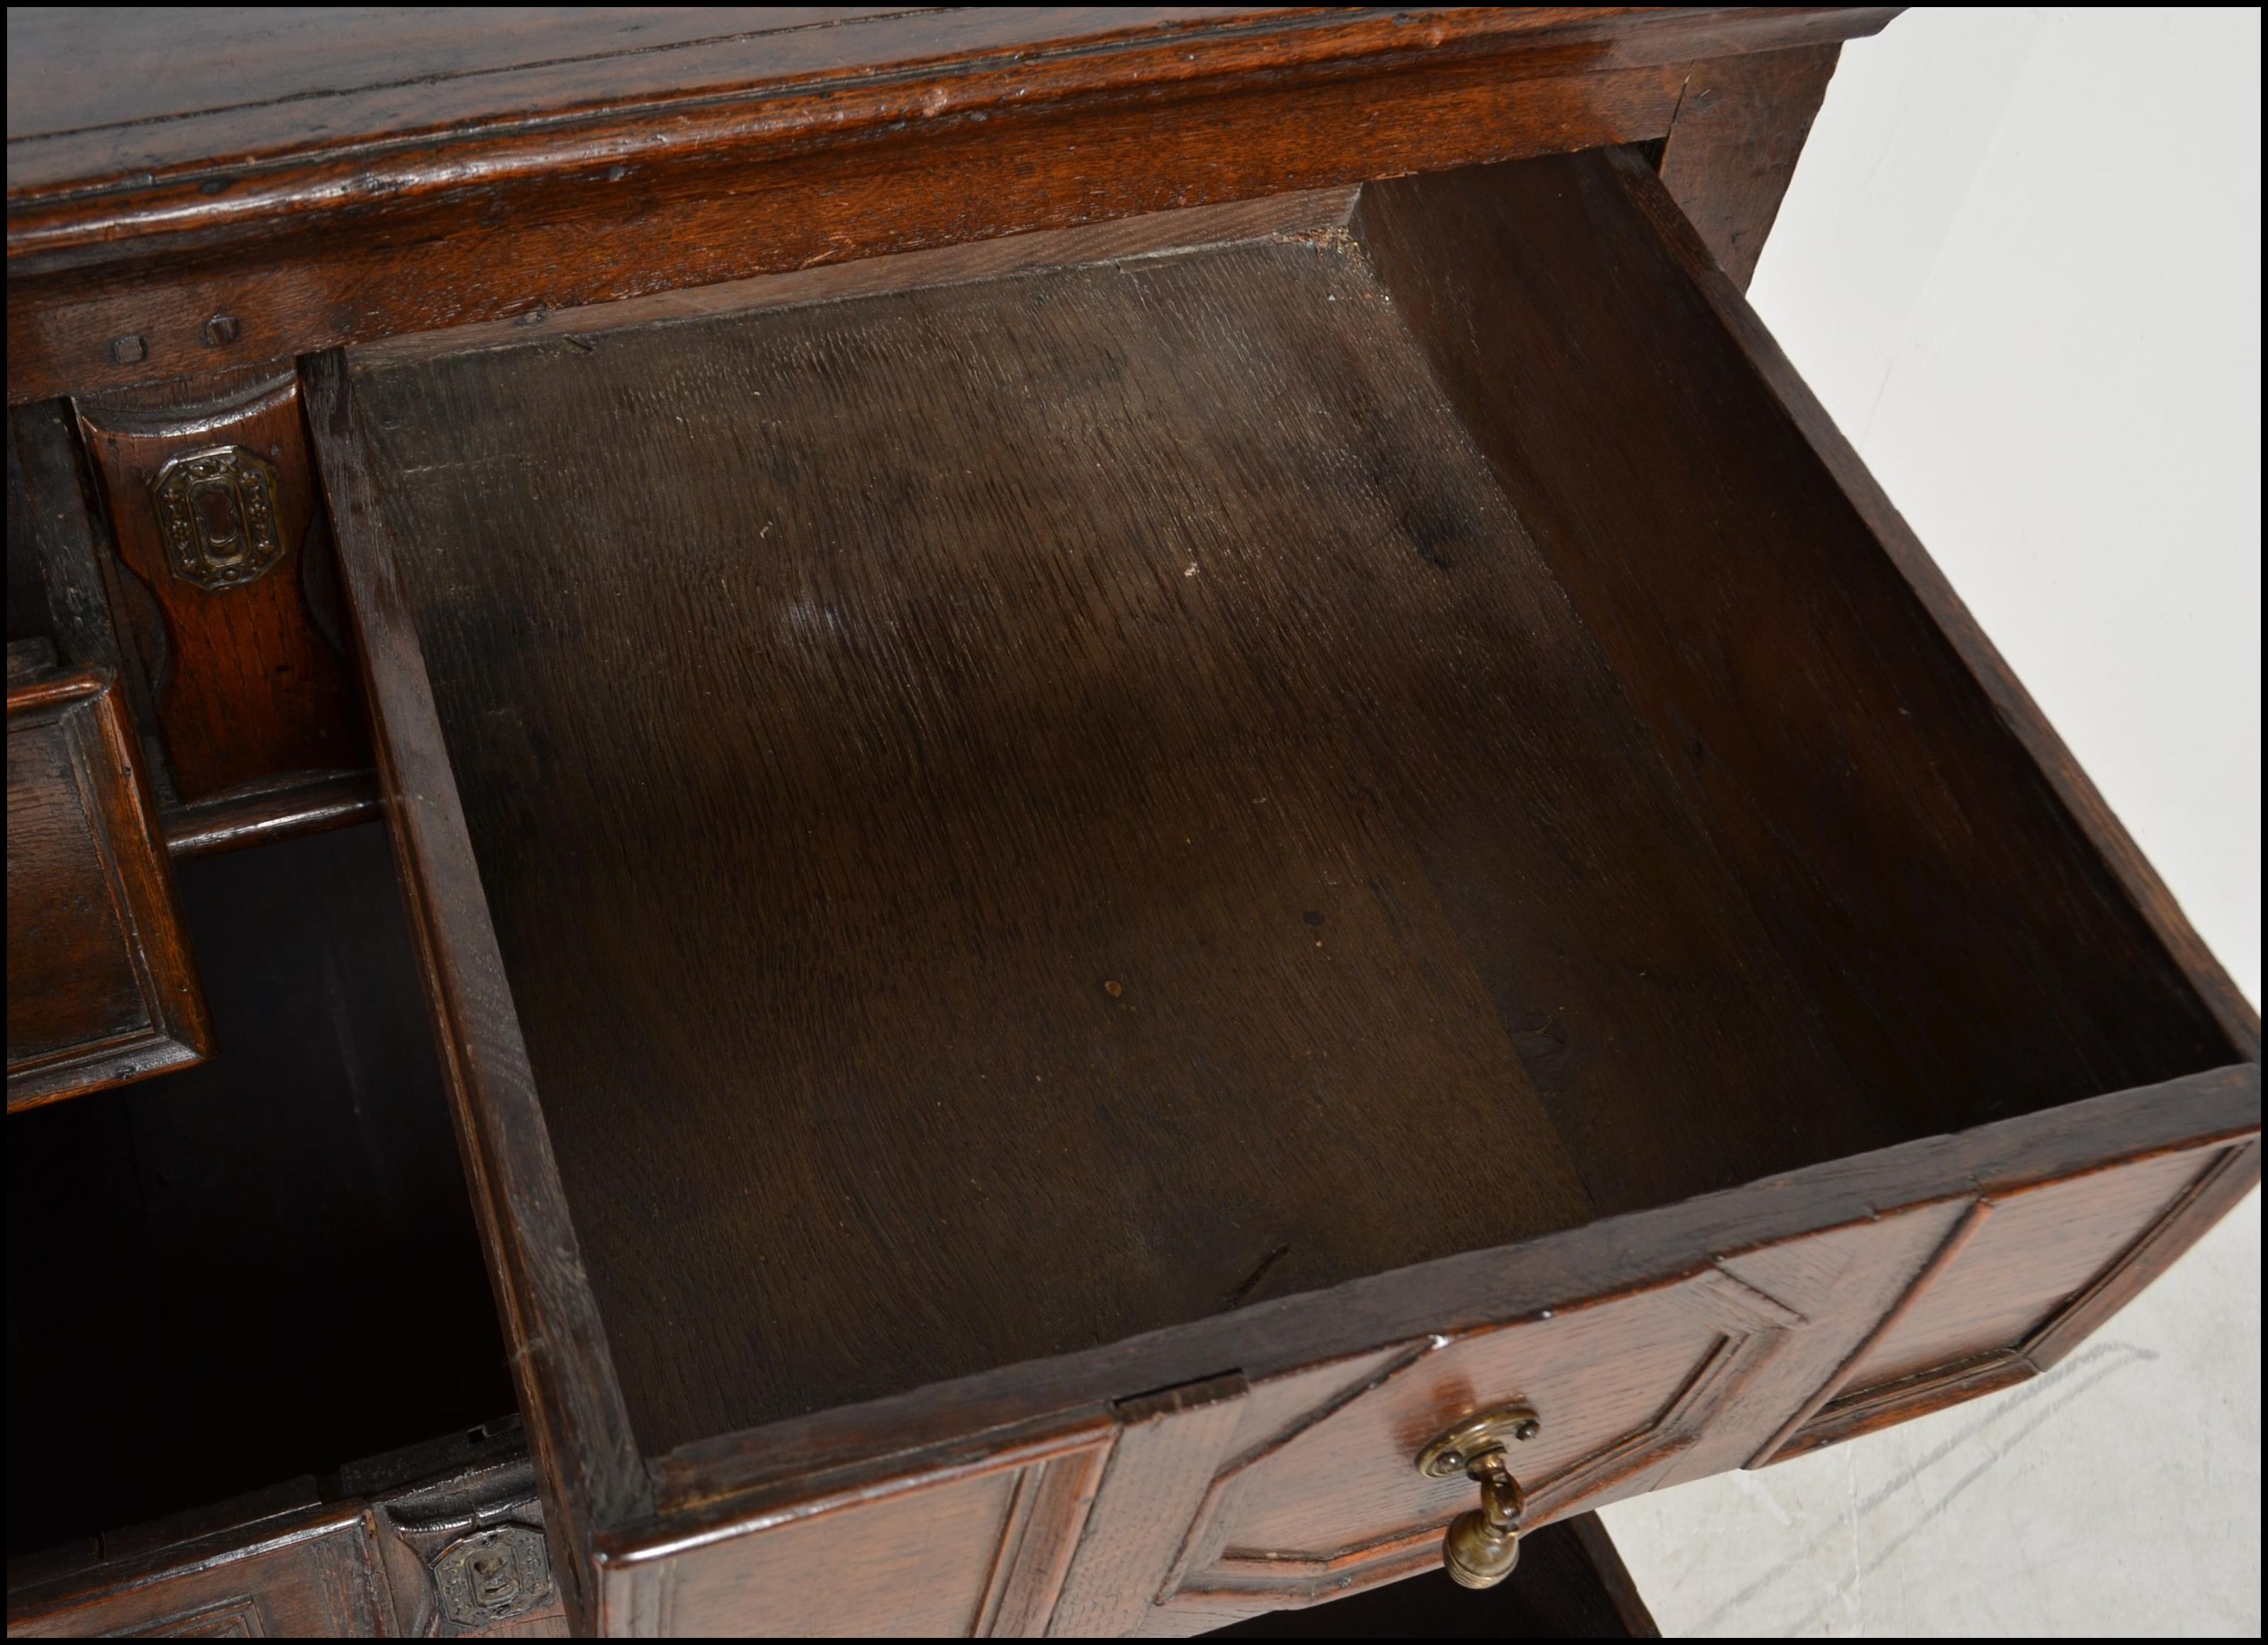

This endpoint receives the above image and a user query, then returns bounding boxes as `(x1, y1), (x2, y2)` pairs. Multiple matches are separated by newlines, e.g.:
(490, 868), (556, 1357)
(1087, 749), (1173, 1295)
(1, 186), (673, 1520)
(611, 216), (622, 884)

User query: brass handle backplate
(1415, 1402), (1542, 1590)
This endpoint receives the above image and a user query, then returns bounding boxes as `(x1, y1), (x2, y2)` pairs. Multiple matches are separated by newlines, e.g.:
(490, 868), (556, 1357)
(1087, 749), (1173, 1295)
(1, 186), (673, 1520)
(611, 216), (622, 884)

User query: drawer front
(601, 1427), (1114, 1638)
(6, 1506), (384, 1638)
(1771, 1137), (2262, 1460)
(1131, 1273), (1797, 1633)
(6, 666), (209, 1110)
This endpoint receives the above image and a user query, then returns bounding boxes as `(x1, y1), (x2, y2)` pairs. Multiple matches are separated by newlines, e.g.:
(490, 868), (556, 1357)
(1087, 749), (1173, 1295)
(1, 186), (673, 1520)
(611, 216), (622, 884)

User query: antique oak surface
(7, 6), (2260, 1639)
(6, 662), (210, 1110)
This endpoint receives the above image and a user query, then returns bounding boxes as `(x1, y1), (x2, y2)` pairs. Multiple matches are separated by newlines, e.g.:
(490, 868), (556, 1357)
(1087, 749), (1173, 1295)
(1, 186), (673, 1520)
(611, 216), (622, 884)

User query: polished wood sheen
(9, 7), (2262, 1637)
(74, 374), (368, 802)
(311, 142), (2257, 1637)
(4, 7), (1903, 403)
(6, 663), (209, 1109)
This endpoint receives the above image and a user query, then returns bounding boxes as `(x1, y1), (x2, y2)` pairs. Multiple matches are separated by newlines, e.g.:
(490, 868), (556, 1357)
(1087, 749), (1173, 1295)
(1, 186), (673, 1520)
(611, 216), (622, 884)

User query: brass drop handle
(1415, 1402), (1542, 1590)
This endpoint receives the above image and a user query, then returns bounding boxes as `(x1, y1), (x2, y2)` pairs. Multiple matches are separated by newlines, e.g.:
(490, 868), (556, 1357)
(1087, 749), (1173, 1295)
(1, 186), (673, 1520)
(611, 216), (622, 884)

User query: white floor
(1599, 11), (2263, 1636)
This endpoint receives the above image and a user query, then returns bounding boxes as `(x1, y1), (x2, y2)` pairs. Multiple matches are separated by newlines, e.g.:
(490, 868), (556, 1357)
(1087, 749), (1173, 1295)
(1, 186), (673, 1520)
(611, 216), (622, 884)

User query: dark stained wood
(8, 1421), (567, 1639)
(9, 401), (171, 796)
(5, 1501), (386, 1638)
(161, 767), (383, 859)
(1587, 144), (2261, 1068)
(1147, 1268), (1803, 1627)
(5, 8), (1901, 403)
(637, 1063), (2254, 1546)
(1657, 43), (1843, 289)
(2023, 1137), (2263, 1368)
(1773, 1137), (2264, 1460)
(1350, 149), (2247, 1138)
(311, 145), (2258, 1632)
(1205, 1511), (1660, 1637)
(1841, 1147), (2209, 1389)
(7, 664), (209, 1109)
(6, 822), (510, 1557)
(334, 203), (1939, 1455)
(599, 1420), (1115, 1637)
(74, 373), (367, 802)
(1054, 1372), (1253, 1637)
(301, 352), (649, 1639)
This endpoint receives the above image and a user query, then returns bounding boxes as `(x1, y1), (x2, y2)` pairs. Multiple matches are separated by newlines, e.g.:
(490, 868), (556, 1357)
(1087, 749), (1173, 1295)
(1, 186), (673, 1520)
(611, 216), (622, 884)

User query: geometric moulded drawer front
(1146, 1268), (1802, 1632)
(1844, 1147), (2214, 1390)
(6, 665), (210, 1111)
(310, 140), (2259, 1632)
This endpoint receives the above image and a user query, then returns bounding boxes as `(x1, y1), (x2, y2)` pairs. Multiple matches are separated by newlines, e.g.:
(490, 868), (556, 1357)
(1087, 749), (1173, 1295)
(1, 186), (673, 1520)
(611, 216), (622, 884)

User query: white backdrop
(1597, 9), (2262, 1635)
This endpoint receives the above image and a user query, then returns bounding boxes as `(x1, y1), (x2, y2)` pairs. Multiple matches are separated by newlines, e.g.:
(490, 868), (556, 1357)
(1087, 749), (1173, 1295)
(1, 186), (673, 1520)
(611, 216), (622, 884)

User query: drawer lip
(7, 665), (214, 1113)
(304, 145), (2260, 1630)
(621, 1059), (2259, 1537)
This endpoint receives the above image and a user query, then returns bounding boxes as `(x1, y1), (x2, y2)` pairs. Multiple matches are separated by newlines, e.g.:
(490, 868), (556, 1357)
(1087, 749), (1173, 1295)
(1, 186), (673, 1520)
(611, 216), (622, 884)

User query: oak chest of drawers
(7, 7), (2258, 1637)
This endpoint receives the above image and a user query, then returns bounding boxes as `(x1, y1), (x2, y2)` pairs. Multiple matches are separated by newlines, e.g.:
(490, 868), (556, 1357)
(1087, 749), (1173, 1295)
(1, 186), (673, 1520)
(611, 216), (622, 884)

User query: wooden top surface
(5, 7), (1896, 230)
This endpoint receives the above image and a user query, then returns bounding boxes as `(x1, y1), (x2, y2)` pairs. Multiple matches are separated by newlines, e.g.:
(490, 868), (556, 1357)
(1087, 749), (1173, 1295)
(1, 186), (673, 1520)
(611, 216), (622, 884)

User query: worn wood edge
(160, 768), (383, 859)
(298, 349), (647, 1634)
(1656, 41), (1844, 291)
(6, 665), (212, 1112)
(633, 1063), (2257, 1526)
(354, 185), (1364, 368)
(1746, 1198), (1991, 1465)
(2022, 1137), (2262, 1369)
(1599, 143), (2262, 1064)
(5, 8), (1901, 243)
(1763, 1350), (2037, 1462)
(3, 1502), (371, 1628)
(7, 54), (1688, 405)
(593, 1416), (1116, 1573)
(1771, 1136), (2262, 1462)
(1156, 1343), (1437, 1603)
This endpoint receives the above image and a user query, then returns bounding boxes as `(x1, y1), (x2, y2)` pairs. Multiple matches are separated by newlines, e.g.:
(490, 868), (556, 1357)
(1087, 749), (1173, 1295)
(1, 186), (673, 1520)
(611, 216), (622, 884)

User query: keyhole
(471, 1549), (518, 1608)
(190, 481), (246, 560)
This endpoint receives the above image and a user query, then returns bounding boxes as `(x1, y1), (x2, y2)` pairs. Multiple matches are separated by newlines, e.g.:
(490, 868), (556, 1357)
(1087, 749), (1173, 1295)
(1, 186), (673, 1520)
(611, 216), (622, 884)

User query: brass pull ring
(1415, 1402), (1542, 1590)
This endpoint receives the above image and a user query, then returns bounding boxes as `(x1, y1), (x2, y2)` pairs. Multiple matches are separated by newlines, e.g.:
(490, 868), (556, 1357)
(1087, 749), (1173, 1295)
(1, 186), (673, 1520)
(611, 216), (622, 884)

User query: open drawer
(306, 149), (2260, 1637)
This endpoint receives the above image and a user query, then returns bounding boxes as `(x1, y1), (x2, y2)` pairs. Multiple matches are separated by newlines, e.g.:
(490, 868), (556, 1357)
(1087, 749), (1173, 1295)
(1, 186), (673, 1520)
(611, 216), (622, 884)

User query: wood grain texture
(1149, 1268), (1800, 1623)
(9, 1426), (564, 1640)
(1352, 150), (2247, 1140)
(1671, 1198), (1971, 1480)
(161, 768), (384, 859)
(303, 352), (647, 1640)
(1589, 144), (2262, 1068)
(5, 8), (1901, 402)
(1774, 1140), (2262, 1460)
(1051, 1373), (1250, 1638)
(7, 666), (209, 1109)
(1839, 1147), (2209, 1389)
(9, 401), (169, 797)
(1657, 43), (1842, 290)
(74, 374), (367, 802)
(601, 1423), (1114, 1639)
(342, 212), (1945, 1452)
(5, 1501), (386, 1639)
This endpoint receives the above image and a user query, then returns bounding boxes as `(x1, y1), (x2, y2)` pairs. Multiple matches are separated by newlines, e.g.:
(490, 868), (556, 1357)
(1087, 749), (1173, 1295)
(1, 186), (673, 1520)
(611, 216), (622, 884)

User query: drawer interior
(339, 151), (2237, 1457)
(5, 824), (512, 1556)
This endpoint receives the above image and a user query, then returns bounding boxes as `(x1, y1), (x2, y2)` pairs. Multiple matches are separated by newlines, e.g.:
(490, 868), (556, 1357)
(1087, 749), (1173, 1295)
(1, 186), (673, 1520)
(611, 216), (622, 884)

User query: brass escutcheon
(1415, 1402), (1541, 1589)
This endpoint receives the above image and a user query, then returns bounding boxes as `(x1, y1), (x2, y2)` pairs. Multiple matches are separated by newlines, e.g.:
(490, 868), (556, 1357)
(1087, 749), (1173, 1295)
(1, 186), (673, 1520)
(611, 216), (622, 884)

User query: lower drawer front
(6, 665), (209, 1110)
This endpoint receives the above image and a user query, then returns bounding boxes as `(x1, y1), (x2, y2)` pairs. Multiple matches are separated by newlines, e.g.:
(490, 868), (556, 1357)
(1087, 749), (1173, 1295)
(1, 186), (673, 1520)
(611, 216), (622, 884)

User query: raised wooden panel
(7, 663), (209, 1109)
(5, 1504), (385, 1638)
(606, 1426), (1112, 1638)
(1774, 1140), (2262, 1460)
(1151, 1268), (1802, 1624)
(74, 374), (366, 803)
(1841, 1147), (2209, 1390)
